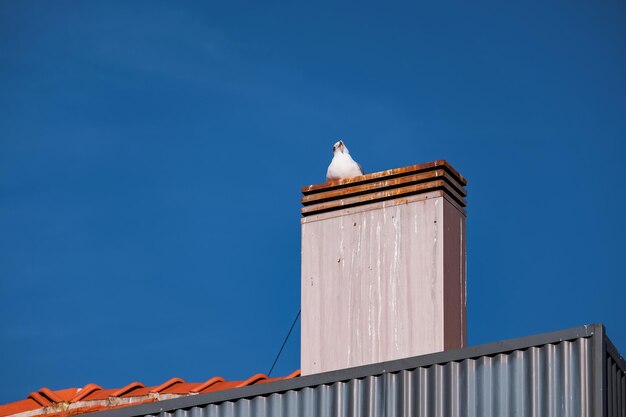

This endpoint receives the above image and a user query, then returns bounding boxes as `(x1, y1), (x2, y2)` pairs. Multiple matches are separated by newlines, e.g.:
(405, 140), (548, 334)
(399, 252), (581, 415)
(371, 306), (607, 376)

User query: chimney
(300, 160), (467, 375)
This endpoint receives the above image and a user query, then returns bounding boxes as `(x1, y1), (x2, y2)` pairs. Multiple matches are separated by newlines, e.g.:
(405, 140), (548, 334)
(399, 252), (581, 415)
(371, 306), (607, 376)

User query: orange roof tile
(0, 371), (300, 417)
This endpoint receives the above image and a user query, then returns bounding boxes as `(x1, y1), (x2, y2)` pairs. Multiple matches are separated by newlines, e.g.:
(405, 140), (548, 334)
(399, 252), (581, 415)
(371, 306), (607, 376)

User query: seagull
(326, 140), (364, 181)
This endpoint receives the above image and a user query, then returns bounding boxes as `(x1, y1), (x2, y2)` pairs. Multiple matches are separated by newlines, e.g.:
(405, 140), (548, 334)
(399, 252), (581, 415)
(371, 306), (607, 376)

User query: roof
(0, 371), (300, 417)
(56, 325), (626, 417)
(2, 325), (624, 417)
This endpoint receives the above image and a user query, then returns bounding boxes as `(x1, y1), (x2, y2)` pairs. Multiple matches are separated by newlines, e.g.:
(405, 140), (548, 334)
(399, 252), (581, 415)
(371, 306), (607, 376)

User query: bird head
(332, 140), (349, 155)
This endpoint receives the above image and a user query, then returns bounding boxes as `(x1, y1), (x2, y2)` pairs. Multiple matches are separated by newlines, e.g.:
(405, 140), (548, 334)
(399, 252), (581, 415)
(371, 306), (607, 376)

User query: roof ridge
(0, 370), (301, 417)
(149, 378), (185, 394)
(284, 370), (301, 379)
(110, 383), (144, 398)
(71, 385), (102, 402)
(234, 374), (267, 388)
(25, 393), (51, 408)
(189, 377), (224, 394)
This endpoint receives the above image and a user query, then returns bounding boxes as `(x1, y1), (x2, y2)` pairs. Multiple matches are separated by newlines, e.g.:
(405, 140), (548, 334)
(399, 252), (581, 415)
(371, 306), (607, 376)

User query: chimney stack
(300, 160), (467, 375)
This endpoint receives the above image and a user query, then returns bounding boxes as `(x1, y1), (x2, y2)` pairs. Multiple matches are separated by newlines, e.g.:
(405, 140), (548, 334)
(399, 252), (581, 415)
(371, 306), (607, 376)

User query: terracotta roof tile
(0, 371), (300, 417)
(189, 377), (224, 394)
(107, 383), (144, 399)
(70, 385), (103, 402)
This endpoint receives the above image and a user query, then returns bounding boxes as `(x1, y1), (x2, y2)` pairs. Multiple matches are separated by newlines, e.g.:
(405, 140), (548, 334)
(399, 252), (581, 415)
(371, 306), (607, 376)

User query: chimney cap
(301, 160), (466, 217)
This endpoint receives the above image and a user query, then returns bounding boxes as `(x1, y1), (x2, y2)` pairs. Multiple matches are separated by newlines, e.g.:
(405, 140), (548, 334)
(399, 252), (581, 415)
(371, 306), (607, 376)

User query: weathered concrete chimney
(300, 160), (467, 375)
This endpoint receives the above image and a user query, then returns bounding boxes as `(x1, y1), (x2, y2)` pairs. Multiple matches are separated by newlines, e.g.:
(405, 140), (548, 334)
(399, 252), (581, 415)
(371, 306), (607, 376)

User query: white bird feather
(326, 140), (364, 181)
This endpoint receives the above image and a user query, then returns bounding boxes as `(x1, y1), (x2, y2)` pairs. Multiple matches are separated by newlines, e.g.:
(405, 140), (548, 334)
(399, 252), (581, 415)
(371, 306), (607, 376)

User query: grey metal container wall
(92, 324), (625, 417)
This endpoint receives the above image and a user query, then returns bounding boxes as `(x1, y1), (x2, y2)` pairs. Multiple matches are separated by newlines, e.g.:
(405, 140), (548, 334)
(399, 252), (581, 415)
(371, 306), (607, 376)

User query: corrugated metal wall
(607, 345), (626, 417)
(154, 337), (594, 417)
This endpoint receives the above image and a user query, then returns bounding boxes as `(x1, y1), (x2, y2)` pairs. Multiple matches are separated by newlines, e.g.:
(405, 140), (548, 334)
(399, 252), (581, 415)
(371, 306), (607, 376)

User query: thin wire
(267, 309), (301, 377)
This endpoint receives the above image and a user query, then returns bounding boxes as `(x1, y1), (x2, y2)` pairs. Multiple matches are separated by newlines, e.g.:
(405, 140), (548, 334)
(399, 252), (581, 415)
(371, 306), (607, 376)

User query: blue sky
(1, 0), (625, 405)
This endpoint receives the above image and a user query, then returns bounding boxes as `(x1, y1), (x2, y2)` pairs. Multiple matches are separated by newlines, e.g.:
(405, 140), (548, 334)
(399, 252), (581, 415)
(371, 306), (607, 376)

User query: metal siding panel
(606, 352), (626, 417)
(608, 357), (613, 417)
(256, 396), (269, 417)
(207, 404), (219, 417)
(234, 400), (245, 417)
(464, 357), (477, 417)
(89, 335), (605, 417)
